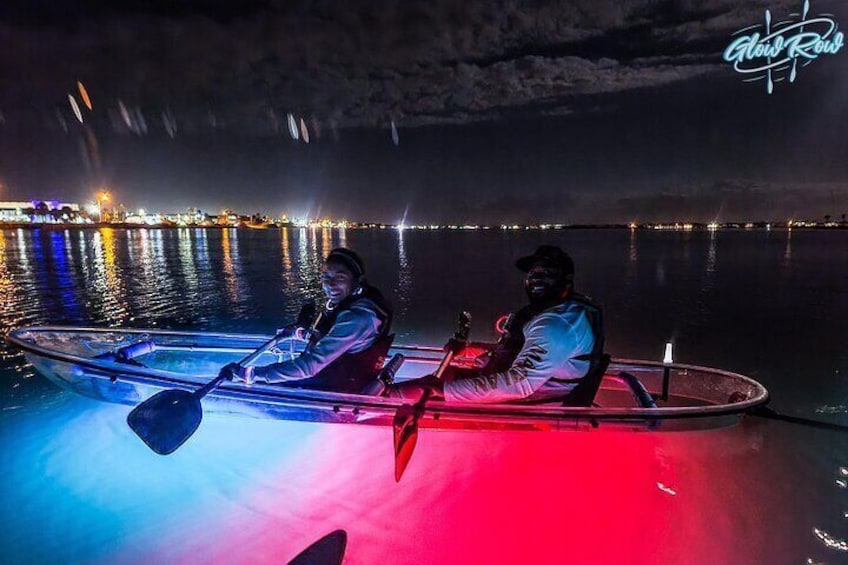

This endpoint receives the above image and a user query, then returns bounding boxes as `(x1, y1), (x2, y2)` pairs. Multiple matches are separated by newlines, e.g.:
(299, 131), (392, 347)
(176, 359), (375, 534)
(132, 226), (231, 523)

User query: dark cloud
(0, 0), (802, 131)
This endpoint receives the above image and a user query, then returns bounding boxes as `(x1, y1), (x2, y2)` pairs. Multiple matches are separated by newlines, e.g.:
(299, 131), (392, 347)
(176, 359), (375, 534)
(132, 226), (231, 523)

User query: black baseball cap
(515, 245), (575, 275)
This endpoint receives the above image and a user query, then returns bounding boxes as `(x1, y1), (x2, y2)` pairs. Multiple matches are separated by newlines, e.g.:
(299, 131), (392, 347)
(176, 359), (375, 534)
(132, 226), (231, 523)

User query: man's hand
(219, 363), (256, 385)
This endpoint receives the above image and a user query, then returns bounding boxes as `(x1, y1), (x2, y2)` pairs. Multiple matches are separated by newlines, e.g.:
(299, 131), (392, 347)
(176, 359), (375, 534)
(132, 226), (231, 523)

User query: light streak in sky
(68, 94), (83, 123)
(77, 81), (93, 110)
(288, 113), (299, 140)
(300, 118), (310, 143)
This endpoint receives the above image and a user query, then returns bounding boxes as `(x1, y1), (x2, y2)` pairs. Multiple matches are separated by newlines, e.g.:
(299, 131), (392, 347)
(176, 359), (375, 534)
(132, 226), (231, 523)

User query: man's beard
(525, 281), (568, 308)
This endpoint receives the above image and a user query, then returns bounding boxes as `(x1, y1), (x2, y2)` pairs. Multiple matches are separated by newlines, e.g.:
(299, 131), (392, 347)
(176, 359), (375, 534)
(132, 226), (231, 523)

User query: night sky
(1, 0), (846, 223)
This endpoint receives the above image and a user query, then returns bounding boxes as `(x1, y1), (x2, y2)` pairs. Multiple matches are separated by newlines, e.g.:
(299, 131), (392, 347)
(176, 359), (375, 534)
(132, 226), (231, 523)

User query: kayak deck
(8, 326), (770, 432)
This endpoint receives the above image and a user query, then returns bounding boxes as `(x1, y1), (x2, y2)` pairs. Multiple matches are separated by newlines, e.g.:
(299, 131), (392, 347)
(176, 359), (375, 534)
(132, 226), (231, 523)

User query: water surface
(1, 227), (846, 564)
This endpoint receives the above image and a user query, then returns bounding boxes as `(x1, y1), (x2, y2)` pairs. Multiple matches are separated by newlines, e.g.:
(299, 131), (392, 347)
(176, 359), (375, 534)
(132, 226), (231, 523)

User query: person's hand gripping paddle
(393, 311), (471, 481)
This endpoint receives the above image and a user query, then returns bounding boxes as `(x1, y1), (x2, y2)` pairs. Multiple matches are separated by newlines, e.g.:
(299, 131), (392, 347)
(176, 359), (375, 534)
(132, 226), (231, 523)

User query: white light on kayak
(663, 342), (673, 365)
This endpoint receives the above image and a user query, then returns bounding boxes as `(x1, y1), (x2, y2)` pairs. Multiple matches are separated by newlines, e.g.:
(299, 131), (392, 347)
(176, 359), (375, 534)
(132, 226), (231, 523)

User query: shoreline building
(0, 200), (83, 223)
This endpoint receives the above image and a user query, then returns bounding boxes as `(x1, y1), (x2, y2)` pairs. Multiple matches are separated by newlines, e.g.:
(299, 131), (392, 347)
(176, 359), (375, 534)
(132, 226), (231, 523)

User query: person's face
(525, 262), (566, 302)
(321, 261), (356, 305)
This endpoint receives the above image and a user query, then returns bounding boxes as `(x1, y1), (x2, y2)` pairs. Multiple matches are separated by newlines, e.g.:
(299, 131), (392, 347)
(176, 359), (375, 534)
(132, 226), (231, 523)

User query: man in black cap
(392, 245), (604, 404)
(226, 247), (394, 393)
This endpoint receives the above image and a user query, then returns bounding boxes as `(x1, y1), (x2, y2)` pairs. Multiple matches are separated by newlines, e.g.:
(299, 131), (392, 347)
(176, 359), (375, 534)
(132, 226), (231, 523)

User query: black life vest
(481, 292), (605, 380)
(287, 285), (394, 393)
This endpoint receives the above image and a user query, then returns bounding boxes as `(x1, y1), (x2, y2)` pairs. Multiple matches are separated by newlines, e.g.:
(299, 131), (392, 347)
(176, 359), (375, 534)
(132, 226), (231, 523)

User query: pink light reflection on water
(2, 393), (836, 565)
(127, 417), (802, 564)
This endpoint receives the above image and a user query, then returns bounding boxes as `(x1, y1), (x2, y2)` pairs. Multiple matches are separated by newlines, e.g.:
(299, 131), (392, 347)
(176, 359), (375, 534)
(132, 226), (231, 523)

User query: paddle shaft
(407, 314), (472, 416)
(411, 347), (457, 411)
(196, 305), (322, 400)
(193, 334), (281, 399)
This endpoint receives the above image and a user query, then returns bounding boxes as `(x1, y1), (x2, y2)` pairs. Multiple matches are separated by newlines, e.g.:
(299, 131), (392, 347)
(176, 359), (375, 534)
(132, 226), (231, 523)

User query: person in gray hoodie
(226, 248), (393, 393)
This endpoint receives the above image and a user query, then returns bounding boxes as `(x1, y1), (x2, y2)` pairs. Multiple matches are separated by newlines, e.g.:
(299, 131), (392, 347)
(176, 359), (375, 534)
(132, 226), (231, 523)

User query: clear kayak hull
(8, 326), (770, 433)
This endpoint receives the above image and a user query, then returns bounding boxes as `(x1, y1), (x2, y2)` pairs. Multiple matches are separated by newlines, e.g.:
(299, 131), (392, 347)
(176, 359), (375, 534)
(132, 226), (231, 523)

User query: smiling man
(392, 245), (605, 404)
(226, 247), (393, 392)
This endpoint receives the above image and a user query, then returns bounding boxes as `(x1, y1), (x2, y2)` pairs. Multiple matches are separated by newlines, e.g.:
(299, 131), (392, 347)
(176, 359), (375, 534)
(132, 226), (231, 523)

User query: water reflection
(221, 228), (243, 308)
(280, 228), (300, 310)
(92, 228), (130, 325)
(784, 229), (793, 265)
(194, 229), (220, 325)
(50, 230), (83, 320)
(706, 230), (717, 276)
(178, 228), (199, 300)
(699, 229), (718, 299)
(320, 227), (332, 260)
(29, 232), (52, 315)
(13, 230), (42, 323)
(220, 228), (252, 317)
(297, 228), (323, 304)
(625, 228), (638, 287)
(135, 229), (156, 302)
(0, 232), (21, 331)
(394, 230), (412, 322)
(281, 228), (292, 272)
(0, 227), (844, 563)
(16, 229), (30, 274)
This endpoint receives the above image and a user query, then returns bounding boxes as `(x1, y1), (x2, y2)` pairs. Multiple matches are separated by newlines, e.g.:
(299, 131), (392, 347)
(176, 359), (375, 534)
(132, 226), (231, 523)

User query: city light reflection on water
(0, 227), (845, 563)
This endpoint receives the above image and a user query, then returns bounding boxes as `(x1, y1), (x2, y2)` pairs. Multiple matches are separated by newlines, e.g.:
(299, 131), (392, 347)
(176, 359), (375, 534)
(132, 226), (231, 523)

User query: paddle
(393, 311), (471, 482)
(287, 530), (347, 565)
(127, 301), (317, 455)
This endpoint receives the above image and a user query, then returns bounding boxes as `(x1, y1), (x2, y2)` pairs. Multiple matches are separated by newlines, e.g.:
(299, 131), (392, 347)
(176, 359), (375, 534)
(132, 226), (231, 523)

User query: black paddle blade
(392, 404), (418, 482)
(127, 389), (202, 455)
(287, 530), (347, 565)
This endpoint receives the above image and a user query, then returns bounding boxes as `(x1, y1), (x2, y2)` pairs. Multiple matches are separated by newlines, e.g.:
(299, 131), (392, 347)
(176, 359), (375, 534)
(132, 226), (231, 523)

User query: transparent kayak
(8, 326), (769, 432)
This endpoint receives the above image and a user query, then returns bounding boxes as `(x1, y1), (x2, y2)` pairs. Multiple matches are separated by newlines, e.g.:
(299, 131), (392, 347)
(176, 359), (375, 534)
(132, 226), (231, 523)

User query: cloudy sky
(0, 0), (846, 223)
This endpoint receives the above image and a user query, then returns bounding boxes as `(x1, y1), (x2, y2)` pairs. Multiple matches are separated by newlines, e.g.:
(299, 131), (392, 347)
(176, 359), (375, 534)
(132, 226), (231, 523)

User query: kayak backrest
(561, 353), (610, 407)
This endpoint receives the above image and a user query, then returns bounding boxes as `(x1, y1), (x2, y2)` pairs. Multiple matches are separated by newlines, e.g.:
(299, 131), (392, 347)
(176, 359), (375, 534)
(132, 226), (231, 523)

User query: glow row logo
(723, 0), (844, 93)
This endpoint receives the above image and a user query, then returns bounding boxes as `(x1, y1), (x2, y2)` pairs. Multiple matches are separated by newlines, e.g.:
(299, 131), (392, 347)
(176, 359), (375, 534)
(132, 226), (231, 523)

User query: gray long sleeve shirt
(444, 302), (595, 403)
(254, 301), (383, 383)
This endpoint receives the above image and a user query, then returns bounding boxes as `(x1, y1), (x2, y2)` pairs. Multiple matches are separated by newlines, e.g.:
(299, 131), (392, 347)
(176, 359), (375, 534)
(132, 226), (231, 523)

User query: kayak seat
(359, 352), (406, 396)
(561, 353), (610, 407)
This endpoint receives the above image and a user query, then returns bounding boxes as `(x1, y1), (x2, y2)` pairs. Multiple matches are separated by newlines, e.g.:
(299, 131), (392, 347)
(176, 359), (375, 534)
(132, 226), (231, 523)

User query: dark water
(1, 227), (846, 564)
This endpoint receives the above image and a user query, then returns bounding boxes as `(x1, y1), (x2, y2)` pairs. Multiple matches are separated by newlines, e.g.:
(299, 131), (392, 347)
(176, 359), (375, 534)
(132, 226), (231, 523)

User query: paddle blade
(392, 404), (418, 482)
(127, 389), (202, 455)
(287, 530), (347, 565)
